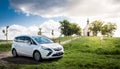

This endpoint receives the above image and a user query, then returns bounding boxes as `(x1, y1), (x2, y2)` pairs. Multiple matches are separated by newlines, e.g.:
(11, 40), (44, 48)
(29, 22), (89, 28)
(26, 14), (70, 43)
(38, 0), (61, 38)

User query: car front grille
(52, 52), (64, 56)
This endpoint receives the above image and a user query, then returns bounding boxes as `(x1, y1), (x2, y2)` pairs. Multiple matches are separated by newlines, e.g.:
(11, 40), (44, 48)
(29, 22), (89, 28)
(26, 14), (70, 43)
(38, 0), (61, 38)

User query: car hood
(40, 43), (63, 49)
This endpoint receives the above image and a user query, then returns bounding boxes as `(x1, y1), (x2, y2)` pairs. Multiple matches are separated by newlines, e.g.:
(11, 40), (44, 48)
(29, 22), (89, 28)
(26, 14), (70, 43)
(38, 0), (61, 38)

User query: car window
(15, 36), (37, 45)
(25, 37), (37, 45)
(15, 36), (24, 42)
(24, 36), (31, 42)
(32, 36), (53, 44)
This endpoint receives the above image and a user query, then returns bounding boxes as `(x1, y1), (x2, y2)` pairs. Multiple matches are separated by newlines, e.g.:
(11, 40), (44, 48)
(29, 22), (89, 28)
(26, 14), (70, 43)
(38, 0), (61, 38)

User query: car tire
(12, 49), (18, 57)
(33, 51), (42, 62)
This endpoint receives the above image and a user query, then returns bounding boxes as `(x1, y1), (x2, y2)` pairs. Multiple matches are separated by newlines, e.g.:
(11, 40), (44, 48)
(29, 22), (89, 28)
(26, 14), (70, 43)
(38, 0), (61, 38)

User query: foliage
(59, 20), (81, 36)
(2, 26), (9, 40)
(89, 20), (103, 36)
(101, 22), (117, 37)
(38, 28), (42, 35)
(51, 29), (54, 36)
(89, 20), (117, 37)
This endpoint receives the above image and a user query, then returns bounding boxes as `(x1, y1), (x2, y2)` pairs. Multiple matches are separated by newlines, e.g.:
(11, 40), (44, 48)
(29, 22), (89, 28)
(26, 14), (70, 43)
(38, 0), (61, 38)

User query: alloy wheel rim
(34, 52), (40, 61)
(13, 50), (16, 57)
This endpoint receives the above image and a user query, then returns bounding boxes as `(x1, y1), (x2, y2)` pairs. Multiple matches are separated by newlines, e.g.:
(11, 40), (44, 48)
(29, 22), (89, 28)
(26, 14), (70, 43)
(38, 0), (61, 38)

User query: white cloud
(0, 18), (120, 40)
(10, 0), (120, 17)
(0, 20), (61, 40)
(39, 20), (61, 38)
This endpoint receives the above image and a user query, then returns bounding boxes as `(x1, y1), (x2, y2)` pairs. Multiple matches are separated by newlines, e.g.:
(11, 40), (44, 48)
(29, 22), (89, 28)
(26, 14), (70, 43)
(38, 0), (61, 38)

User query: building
(83, 19), (93, 36)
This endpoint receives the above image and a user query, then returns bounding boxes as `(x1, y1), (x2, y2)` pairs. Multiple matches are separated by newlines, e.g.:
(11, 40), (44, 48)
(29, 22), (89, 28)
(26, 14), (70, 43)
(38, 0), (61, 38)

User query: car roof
(14, 35), (47, 38)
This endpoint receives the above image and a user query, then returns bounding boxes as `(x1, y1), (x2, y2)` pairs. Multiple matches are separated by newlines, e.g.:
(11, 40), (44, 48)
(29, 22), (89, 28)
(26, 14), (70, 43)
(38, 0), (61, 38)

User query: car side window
(24, 36), (37, 45)
(15, 36), (24, 42)
(31, 39), (37, 45)
(24, 36), (31, 43)
(15, 36), (37, 45)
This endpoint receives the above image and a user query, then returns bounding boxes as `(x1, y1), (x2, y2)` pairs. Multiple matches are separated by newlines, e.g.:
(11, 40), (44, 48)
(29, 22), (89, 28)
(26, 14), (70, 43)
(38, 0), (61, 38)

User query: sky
(0, 0), (120, 40)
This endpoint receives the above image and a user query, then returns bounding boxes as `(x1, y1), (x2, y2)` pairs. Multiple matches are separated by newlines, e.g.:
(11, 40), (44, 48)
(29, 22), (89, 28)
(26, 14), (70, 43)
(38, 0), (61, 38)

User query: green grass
(53, 36), (76, 42)
(0, 42), (12, 52)
(0, 40), (12, 44)
(0, 37), (120, 69)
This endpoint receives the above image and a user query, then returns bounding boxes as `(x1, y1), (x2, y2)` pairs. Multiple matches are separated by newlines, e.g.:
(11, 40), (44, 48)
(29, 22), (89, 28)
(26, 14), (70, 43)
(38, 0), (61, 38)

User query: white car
(12, 35), (64, 61)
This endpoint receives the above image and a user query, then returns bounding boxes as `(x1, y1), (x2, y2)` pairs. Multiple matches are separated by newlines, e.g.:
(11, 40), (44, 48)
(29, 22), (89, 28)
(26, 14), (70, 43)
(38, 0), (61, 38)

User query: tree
(38, 28), (42, 35)
(101, 22), (116, 37)
(71, 23), (81, 36)
(89, 20), (103, 36)
(59, 20), (81, 36)
(51, 29), (54, 36)
(59, 20), (70, 36)
(2, 26), (9, 41)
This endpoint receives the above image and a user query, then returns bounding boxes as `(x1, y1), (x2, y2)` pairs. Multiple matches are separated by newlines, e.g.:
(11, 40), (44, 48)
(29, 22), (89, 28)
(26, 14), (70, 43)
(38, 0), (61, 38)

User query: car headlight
(41, 46), (53, 56)
(41, 46), (50, 50)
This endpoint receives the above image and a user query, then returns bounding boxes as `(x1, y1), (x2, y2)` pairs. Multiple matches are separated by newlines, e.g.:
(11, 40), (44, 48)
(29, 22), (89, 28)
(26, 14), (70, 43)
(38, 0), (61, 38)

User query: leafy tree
(71, 23), (81, 36)
(38, 28), (42, 35)
(101, 22), (116, 37)
(2, 26), (9, 41)
(59, 20), (81, 36)
(59, 20), (70, 36)
(89, 20), (103, 36)
(51, 29), (54, 36)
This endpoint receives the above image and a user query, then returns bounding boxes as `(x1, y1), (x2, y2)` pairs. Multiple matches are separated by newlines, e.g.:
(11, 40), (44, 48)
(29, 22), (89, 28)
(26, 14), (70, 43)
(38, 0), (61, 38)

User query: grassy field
(0, 41), (12, 52)
(0, 37), (120, 69)
(53, 36), (76, 43)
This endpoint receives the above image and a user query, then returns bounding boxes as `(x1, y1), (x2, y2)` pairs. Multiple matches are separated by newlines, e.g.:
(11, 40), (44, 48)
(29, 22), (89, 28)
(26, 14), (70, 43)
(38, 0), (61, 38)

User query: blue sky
(0, 0), (66, 27)
(1, 0), (120, 27)
(0, 0), (120, 39)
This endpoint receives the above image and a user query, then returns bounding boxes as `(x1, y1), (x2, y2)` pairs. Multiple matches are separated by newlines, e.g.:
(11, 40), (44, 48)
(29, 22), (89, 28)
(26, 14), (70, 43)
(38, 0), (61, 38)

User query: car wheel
(33, 51), (41, 62)
(12, 49), (18, 57)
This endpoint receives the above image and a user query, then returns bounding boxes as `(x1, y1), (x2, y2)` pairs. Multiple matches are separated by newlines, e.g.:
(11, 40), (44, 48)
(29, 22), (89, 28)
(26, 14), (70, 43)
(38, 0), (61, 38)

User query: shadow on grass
(1, 56), (61, 65)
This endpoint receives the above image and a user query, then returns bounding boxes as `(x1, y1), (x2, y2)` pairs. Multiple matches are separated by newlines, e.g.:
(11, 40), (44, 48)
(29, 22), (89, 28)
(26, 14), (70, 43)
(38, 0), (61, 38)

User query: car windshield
(32, 36), (53, 44)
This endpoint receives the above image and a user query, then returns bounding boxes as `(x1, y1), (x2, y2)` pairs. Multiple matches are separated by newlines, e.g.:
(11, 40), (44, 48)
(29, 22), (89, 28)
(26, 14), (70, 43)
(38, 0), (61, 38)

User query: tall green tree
(101, 22), (116, 37)
(59, 20), (70, 36)
(89, 20), (103, 36)
(59, 20), (81, 36)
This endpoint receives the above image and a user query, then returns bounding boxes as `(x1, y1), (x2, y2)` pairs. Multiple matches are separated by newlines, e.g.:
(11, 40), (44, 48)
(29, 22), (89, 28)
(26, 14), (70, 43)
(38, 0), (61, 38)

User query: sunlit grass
(0, 37), (120, 69)
(53, 36), (76, 42)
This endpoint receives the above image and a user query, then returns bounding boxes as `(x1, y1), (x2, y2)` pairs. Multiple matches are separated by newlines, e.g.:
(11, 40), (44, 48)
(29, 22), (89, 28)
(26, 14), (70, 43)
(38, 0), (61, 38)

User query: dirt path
(60, 37), (80, 45)
(0, 51), (11, 59)
(0, 37), (79, 64)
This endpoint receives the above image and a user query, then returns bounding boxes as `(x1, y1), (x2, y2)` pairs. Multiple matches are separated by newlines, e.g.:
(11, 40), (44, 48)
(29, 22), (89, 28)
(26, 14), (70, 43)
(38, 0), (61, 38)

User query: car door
(14, 36), (25, 55)
(22, 36), (36, 57)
